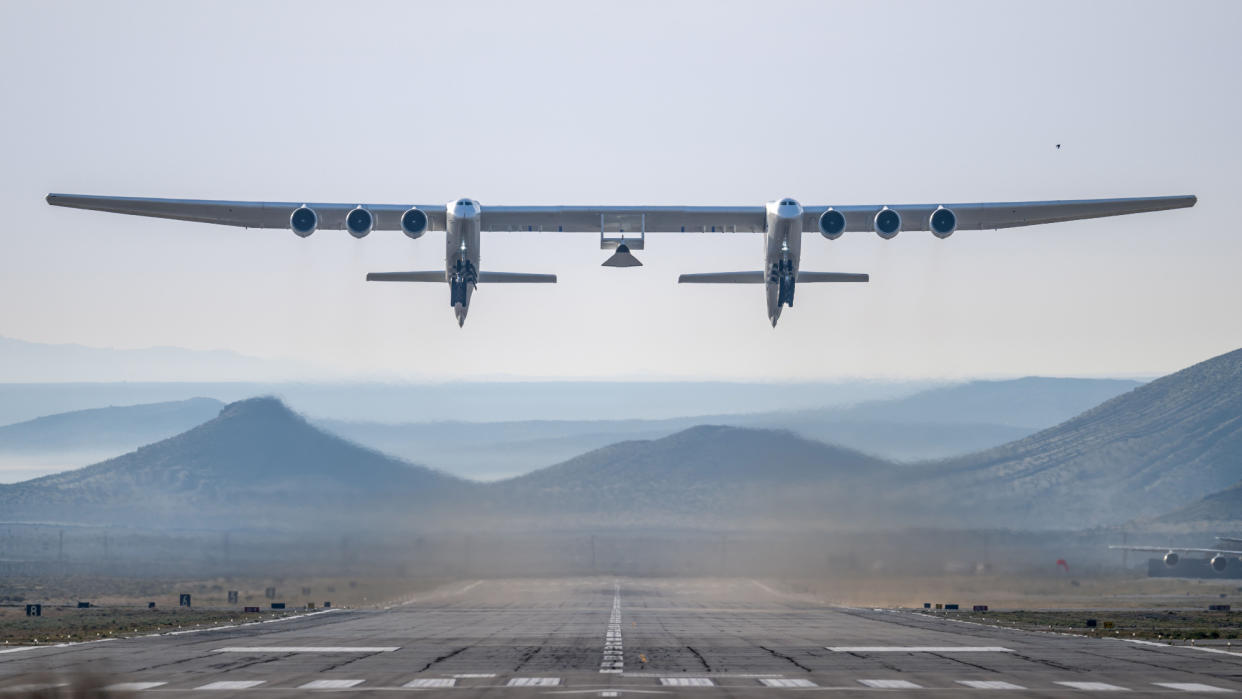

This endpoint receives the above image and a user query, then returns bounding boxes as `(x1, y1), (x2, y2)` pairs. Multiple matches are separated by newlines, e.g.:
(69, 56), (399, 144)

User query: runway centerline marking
(298, 679), (365, 689)
(103, 682), (167, 692)
(600, 583), (623, 674)
(212, 646), (398, 653)
(829, 646), (1013, 653)
(1054, 681), (1131, 691)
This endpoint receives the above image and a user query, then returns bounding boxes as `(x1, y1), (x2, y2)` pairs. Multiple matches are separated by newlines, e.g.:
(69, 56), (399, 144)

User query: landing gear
(771, 259), (795, 308)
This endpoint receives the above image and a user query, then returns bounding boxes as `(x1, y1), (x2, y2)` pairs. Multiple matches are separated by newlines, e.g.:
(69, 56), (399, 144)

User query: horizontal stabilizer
(798, 272), (869, 283)
(366, 271), (444, 282)
(476, 272), (557, 283)
(678, 272), (765, 284)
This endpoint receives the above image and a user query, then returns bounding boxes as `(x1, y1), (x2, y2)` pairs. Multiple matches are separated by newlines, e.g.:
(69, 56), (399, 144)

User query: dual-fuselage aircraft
(1110, 536), (1242, 573)
(46, 193), (1197, 326)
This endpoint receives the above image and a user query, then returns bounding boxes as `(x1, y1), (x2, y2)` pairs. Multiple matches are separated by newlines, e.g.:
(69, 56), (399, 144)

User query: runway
(2, 578), (1240, 696)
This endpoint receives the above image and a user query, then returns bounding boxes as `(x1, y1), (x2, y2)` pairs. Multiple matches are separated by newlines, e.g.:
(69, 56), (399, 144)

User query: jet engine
(874, 207), (901, 239)
(818, 209), (847, 240)
(1163, 551), (1179, 567)
(289, 206), (318, 238)
(1211, 554), (1229, 572)
(929, 206), (957, 239)
(346, 206), (374, 239)
(401, 207), (429, 240)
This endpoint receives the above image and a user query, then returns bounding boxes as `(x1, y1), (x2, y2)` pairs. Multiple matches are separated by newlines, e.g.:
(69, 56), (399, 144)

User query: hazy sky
(1, 0), (1238, 381)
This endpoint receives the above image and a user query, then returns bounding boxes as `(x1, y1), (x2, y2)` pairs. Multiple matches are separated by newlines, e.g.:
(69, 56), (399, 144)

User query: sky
(1, 0), (1239, 382)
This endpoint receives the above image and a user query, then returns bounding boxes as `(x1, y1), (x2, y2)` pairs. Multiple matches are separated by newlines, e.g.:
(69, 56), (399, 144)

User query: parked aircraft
(46, 193), (1196, 326)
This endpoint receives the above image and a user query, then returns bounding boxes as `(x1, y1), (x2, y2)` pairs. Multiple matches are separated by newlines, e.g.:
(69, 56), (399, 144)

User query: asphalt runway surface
(2, 578), (1241, 697)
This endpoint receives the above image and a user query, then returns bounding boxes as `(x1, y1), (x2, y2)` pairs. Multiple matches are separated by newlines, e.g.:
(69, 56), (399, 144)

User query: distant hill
(320, 377), (1140, 479)
(0, 335), (320, 383)
(919, 348), (1242, 528)
(1157, 481), (1242, 523)
(0, 397), (226, 482)
(0, 397), (474, 529)
(0, 397), (222, 449)
(488, 425), (896, 528)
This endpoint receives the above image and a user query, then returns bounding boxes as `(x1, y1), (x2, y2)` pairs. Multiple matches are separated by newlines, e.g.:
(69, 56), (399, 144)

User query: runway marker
(508, 678), (561, 687)
(404, 679), (456, 688)
(829, 646), (1012, 653)
(453, 673), (495, 678)
(103, 683), (167, 691)
(858, 679), (922, 689)
(660, 678), (714, 687)
(195, 680), (266, 690)
(760, 678), (817, 688)
(600, 583), (624, 674)
(1054, 681), (1130, 691)
(1153, 683), (1233, 693)
(957, 680), (1026, 690)
(298, 679), (364, 689)
(213, 646), (398, 653)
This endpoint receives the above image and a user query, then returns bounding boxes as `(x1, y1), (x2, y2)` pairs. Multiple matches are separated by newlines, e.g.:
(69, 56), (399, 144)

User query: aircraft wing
(45, 194), (449, 231)
(801, 195), (1196, 233)
(1108, 546), (1242, 556)
(47, 193), (1194, 234)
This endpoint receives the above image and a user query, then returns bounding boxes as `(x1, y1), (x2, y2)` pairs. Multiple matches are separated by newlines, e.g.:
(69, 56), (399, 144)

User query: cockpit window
(457, 199), (471, 206)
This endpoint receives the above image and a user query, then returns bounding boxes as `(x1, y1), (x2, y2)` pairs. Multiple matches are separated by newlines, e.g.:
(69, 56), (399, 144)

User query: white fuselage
(764, 199), (804, 326)
(445, 198), (482, 325)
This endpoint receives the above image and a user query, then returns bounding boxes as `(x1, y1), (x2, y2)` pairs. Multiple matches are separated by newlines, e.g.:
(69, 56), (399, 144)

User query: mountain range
(0, 349), (1235, 532)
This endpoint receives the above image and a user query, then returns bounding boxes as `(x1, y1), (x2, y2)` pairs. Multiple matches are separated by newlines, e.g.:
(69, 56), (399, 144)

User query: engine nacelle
(401, 207), (429, 240)
(1163, 551), (1180, 567)
(346, 206), (374, 239)
(874, 207), (901, 239)
(289, 206), (318, 238)
(1211, 554), (1229, 572)
(818, 209), (847, 240)
(929, 206), (957, 239)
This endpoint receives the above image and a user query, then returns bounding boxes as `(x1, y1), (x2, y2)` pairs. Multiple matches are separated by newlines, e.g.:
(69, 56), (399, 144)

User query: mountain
(319, 377), (1140, 479)
(0, 397), (473, 529)
(1156, 480), (1242, 523)
(0, 335), (323, 383)
(919, 348), (1242, 528)
(0, 397), (226, 482)
(488, 425), (897, 528)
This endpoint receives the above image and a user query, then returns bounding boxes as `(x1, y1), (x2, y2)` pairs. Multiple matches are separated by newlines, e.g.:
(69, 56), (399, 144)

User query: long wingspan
(47, 194), (1196, 234)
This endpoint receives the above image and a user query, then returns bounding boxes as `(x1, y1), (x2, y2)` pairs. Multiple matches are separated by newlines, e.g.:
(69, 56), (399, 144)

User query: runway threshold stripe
(661, 678), (714, 687)
(195, 681), (266, 690)
(213, 646), (398, 653)
(404, 679), (456, 688)
(1153, 683), (1233, 693)
(103, 683), (167, 691)
(1054, 681), (1130, 691)
(760, 679), (817, 688)
(859, 679), (922, 689)
(298, 680), (365, 689)
(957, 680), (1026, 690)
(829, 646), (1012, 653)
(507, 678), (560, 687)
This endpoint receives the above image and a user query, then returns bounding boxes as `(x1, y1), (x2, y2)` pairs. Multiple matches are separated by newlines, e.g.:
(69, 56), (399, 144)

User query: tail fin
(366, 271), (444, 282)
(798, 272), (869, 283)
(367, 271), (557, 283)
(476, 272), (557, 283)
(678, 272), (766, 284)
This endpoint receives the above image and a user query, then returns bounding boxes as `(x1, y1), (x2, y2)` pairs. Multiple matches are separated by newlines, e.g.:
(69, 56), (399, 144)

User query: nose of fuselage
(454, 303), (468, 327)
